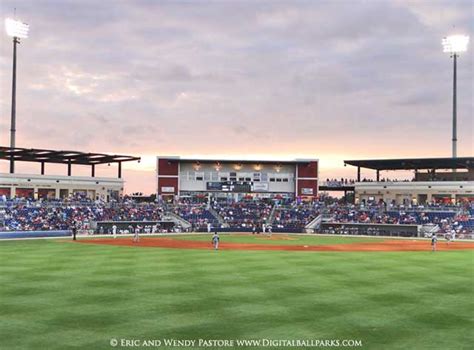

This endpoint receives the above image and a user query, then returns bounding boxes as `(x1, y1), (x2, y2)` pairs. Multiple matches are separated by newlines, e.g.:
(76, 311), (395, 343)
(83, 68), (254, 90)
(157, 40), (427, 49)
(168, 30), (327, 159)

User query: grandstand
(0, 154), (472, 238)
(345, 157), (474, 205)
(3, 195), (472, 238)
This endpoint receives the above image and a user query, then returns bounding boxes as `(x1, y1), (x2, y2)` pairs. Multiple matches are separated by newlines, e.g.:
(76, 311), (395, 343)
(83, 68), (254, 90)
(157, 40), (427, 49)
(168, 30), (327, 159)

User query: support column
(357, 166), (361, 182)
(118, 162), (122, 178)
(9, 38), (18, 174)
(91, 164), (95, 177)
(9, 155), (14, 174)
(452, 54), (457, 158)
(376, 170), (380, 182)
(41, 162), (45, 175)
(68, 161), (72, 176)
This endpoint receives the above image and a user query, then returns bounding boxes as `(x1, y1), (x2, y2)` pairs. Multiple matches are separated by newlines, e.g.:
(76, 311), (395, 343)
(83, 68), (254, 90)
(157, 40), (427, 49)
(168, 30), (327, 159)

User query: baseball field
(0, 234), (473, 350)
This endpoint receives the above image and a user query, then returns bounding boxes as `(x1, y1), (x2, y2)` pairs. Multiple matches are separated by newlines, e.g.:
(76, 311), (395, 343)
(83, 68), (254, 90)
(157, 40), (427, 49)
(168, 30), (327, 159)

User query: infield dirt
(77, 236), (474, 252)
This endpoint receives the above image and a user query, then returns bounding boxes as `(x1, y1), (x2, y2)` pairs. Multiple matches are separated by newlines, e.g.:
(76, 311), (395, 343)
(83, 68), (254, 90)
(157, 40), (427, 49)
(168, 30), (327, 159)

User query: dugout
(95, 220), (175, 234)
(320, 222), (419, 237)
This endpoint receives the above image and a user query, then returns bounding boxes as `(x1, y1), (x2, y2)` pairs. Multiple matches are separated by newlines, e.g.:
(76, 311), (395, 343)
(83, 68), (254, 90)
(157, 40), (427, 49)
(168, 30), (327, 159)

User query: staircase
(164, 211), (192, 230)
(419, 224), (439, 237)
(305, 214), (323, 233)
(208, 206), (225, 226)
(266, 204), (277, 225)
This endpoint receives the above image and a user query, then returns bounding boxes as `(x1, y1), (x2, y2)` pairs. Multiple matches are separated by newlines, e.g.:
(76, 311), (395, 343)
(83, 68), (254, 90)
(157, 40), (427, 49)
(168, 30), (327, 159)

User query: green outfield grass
(0, 237), (472, 350)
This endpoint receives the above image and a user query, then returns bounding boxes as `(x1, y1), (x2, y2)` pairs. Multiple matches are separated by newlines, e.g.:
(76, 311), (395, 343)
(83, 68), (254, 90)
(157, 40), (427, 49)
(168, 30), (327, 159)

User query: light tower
(5, 17), (29, 173)
(442, 34), (469, 158)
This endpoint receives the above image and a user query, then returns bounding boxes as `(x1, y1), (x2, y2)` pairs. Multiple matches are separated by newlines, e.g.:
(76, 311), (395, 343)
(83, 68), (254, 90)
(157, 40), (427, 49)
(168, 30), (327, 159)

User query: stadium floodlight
(5, 17), (29, 174)
(5, 18), (29, 38)
(442, 35), (469, 54)
(442, 34), (469, 159)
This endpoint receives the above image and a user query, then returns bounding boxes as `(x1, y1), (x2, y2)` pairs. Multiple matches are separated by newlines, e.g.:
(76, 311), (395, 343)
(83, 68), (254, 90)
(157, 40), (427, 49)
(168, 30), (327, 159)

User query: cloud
(0, 0), (472, 193)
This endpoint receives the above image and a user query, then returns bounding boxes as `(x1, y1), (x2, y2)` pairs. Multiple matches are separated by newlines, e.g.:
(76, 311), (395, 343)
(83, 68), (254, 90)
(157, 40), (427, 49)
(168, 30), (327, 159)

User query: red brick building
(157, 157), (319, 200)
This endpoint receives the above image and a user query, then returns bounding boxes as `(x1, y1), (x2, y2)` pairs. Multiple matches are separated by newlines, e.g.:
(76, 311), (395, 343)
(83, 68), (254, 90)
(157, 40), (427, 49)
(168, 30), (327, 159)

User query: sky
(0, 0), (472, 194)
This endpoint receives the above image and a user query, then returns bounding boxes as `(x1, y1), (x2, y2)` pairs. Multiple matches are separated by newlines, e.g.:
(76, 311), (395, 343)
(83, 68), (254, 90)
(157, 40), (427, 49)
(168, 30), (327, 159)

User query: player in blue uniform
(212, 231), (220, 250)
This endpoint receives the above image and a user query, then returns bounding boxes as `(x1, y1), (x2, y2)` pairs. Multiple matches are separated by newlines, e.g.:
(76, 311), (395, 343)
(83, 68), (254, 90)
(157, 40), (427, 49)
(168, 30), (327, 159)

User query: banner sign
(161, 186), (175, 193)
(252, 183), (269, 191)
(301, 188), (314, 195)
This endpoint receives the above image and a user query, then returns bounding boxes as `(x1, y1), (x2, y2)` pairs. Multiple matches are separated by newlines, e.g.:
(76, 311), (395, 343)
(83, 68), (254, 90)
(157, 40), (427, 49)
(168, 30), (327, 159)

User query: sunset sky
(0, 0), (472, 194)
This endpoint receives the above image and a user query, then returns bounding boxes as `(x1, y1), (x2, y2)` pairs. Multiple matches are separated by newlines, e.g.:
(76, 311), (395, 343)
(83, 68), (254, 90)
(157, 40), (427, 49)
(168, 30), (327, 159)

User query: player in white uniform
(212, 232), (220, 250)
(133, 225), (141, 243)
(112, 225), (117, 239)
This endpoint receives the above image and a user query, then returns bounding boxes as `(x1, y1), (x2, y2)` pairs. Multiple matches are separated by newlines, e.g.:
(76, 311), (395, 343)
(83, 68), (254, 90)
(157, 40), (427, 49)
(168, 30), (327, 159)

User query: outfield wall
(0, 230), (71, 239)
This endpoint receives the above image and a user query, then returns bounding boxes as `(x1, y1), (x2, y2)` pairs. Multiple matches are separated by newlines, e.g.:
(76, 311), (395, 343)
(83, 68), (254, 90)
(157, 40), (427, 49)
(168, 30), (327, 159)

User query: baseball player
(112, 224), (117, 239)
(212, 231), (220, 250)
(445, 231), (452, 245)
(431, 233), (437, 252)
(71, 222), (77, 241)
(133, 225), (141, 243)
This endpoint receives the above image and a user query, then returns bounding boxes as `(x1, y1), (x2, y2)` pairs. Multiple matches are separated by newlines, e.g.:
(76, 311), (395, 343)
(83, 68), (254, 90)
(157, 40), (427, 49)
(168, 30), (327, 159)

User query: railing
(320, 180), (356, 187)
(165, 212), (192, 229)
(208, 206), (225, 225)
(266, 204), (277, 225)
(305, 214), (322, 231)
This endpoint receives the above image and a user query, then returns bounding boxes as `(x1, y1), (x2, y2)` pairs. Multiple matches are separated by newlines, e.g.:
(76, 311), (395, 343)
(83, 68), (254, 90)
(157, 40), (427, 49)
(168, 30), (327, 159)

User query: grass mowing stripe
(0, 239), (472, 350)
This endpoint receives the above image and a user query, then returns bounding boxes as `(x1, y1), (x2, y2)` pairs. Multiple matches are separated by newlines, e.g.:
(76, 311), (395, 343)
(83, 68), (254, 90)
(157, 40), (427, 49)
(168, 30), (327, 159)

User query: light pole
(5, 17), (29, 173)
(442, 35), (469, 158)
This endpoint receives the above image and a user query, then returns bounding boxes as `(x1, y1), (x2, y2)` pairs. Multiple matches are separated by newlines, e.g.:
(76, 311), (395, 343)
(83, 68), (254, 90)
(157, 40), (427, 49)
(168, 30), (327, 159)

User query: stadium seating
(0, 198), (472, 236)
(211, 201), (272, 230)
(0, 202), (163, 231)
(172, 204), (219, 231)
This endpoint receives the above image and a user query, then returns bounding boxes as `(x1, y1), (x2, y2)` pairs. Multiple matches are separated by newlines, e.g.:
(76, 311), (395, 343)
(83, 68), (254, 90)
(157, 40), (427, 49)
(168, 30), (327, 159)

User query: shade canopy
(344, 157), (474, 171)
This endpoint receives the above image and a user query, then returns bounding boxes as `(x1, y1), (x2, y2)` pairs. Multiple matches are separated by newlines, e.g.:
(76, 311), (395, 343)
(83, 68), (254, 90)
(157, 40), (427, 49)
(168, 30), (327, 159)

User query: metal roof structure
(159, 156), (318, 165)
(0, 146), (140, 178)
(344, 157), (474, 171)
(0, 146), (140, 165)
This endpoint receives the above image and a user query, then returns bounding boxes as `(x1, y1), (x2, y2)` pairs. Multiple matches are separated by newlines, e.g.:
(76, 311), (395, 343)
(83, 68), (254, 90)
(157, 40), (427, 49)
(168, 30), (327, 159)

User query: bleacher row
(0, 202), (164, 231)
(174, 202), (473, 233)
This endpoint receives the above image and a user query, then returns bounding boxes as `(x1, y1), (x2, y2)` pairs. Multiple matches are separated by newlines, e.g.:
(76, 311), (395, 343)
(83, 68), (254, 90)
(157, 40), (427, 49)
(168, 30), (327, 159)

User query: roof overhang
(158, 156), (318, 165)
(344, 157), (474, 171)
(0, 146), (141, 165)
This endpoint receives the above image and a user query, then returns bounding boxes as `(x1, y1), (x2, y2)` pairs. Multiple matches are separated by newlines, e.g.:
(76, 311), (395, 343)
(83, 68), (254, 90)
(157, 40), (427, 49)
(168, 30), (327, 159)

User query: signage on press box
(252, 183), (269, 191)
(301, 188), (313, 195)
(161, 186), (175, 193)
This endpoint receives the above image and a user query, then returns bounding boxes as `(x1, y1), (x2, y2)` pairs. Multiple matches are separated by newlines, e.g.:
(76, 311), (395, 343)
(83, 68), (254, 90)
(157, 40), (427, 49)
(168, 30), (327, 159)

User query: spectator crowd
(0, 197), (472, 236)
